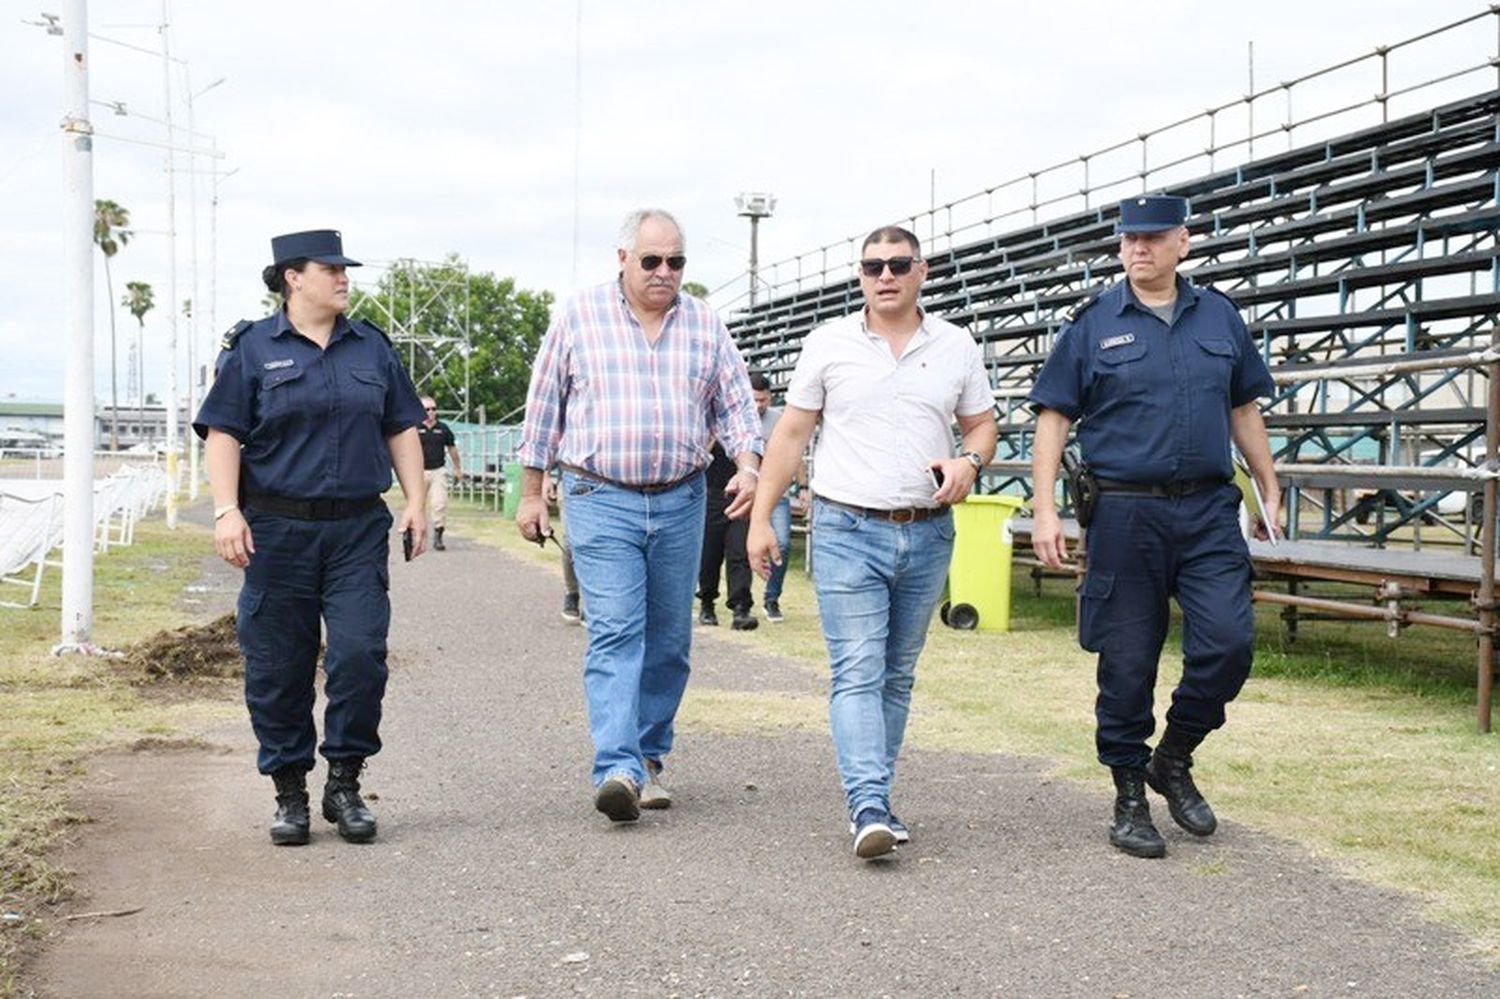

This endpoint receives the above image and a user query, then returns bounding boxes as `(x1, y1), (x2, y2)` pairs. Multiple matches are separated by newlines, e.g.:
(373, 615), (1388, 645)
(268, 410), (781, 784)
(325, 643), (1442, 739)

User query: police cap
(270, 229), (362, 267)
(1114, 196), (1189, 234)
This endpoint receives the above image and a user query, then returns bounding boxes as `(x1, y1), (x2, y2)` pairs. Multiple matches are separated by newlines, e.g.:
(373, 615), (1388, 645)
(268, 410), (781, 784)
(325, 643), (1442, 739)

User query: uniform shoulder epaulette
(219, 319), (253, 351)
(351, 316), (393, 345)
(1061, 287), (1105, 325)
(1195, 282), (1240, 307)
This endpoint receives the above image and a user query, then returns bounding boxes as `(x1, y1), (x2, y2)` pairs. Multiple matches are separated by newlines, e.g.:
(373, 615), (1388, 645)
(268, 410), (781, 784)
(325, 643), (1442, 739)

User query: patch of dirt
(119, 615), (243, 683)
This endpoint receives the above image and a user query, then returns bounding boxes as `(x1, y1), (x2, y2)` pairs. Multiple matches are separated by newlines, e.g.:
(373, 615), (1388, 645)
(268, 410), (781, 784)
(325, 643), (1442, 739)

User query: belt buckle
(889, 508), (916, 525)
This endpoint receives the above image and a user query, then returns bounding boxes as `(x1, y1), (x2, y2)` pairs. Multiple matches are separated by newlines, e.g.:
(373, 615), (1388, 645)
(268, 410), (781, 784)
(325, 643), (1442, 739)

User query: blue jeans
(561, 469), (706, 786)
(764, 497), (793, 603)
(810, 499), (955, 817)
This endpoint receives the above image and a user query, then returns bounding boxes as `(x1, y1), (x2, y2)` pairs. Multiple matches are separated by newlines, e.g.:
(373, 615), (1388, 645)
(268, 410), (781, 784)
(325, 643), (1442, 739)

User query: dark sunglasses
(639, 254), (687, 272)
(859, 256), (917, 277)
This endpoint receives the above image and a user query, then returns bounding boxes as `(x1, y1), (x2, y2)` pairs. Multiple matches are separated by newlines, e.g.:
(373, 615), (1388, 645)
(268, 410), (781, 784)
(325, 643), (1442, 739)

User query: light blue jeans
(560, 469), (706, 786)
(764, 496), (793, 603)
(810, 498), (955, 817)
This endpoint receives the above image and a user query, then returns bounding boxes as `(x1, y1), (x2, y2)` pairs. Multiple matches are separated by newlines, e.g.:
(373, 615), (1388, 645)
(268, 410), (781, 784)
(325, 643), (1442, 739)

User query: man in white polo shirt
(748, 225), (997, 860)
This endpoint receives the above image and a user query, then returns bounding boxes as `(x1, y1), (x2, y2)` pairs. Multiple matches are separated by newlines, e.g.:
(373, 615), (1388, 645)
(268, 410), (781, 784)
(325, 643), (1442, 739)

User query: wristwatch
(960, 451), (985, 472)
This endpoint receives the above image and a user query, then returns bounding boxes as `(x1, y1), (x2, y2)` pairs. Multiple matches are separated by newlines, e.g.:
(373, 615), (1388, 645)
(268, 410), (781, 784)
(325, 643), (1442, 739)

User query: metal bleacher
(721, 12), (1500, 730)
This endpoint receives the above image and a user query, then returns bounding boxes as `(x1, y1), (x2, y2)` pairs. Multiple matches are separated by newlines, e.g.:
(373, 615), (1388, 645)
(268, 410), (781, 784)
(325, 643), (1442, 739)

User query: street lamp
(734, 191), (776, 308)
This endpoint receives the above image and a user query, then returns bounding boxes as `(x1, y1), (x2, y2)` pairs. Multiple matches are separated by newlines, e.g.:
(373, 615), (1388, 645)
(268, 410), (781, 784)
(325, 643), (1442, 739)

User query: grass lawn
(0, 515), (238, 996)
(448, 497), (1500, 961)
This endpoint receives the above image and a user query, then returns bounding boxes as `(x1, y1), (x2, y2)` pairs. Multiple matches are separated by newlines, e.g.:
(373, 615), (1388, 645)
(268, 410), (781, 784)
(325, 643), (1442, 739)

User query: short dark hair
(861, 225), (922, 257)
(749, 372), (771, 392)
(261, 258), (311, 298)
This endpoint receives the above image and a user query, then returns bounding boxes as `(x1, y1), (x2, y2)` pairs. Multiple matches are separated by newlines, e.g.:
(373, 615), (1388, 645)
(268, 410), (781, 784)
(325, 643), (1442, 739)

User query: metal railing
(714, 6), (1500, 313)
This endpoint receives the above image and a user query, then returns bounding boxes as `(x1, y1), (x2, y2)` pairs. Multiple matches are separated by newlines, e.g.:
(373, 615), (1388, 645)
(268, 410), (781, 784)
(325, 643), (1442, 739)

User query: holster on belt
(1061, 449), (1099, 528)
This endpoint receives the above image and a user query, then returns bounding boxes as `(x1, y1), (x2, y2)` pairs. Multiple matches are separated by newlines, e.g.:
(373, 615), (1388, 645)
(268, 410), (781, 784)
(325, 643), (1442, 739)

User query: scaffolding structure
(354, 257), (474, 419)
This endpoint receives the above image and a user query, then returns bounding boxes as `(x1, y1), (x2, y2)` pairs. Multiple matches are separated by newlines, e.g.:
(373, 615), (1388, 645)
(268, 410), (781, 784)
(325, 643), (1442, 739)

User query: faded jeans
(810, 498), (954, 817)
(560, 468), (706, 786)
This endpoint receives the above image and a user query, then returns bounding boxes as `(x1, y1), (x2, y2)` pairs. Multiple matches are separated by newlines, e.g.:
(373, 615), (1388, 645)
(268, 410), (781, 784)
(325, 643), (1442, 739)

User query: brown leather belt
(560, 463), (702, 495)
(819, 496), (946, 525)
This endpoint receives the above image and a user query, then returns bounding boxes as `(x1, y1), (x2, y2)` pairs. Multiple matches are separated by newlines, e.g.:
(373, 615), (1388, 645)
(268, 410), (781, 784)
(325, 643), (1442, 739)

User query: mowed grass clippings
(0, 513), (240, 997)
(447, 496), (1500, 959)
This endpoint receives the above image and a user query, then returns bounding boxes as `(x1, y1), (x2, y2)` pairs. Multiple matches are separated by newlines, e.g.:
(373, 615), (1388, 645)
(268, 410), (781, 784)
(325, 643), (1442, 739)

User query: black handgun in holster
(1061, 449), (1099, 528)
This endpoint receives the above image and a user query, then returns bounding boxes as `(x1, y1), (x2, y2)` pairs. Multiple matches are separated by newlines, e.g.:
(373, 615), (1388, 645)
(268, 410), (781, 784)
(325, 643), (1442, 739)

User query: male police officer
(1029, 196), (1279, 859)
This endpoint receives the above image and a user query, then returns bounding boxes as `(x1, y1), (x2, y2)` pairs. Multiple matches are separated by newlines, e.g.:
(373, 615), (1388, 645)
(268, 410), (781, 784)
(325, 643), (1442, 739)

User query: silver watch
(961, 451), (984, 472)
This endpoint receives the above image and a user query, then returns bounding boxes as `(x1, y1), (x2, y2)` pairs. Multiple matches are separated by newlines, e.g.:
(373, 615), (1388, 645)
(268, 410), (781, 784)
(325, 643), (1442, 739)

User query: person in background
(416, 395), (462, 550)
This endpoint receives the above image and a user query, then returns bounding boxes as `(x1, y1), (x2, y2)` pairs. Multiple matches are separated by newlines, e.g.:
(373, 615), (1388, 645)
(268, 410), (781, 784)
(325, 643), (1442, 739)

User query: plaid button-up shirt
(518, 280), (762, 485)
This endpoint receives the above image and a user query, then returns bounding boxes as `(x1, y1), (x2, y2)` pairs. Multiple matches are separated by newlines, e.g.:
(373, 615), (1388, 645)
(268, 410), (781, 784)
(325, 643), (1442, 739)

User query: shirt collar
(1115, 273), (1199, 317)
(859, 304), (930, 347)
(271, 310), (355, 340)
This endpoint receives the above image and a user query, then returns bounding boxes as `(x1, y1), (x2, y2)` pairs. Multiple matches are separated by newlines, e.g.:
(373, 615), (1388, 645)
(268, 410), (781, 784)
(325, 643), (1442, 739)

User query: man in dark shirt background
(416, 395), (463, 550)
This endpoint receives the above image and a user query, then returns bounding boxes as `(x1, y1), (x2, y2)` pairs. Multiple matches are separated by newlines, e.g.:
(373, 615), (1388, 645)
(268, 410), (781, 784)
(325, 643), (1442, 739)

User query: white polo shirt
(786, 308), (994, 510)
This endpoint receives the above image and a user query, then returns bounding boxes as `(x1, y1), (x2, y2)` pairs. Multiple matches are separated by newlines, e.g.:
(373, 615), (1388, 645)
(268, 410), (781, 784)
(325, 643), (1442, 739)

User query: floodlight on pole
(735, 192), (776, 308)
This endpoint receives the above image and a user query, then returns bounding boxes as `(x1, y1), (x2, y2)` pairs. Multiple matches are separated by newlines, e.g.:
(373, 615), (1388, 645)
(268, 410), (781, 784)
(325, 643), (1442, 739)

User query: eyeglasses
(859, 256), (917, 277)
(639, 254), (687, 272)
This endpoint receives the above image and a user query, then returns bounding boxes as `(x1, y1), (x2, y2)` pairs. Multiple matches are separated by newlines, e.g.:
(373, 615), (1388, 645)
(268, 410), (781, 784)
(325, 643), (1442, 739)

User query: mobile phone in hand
(929, 465), (946, 491)
(402, 528), (413, 562)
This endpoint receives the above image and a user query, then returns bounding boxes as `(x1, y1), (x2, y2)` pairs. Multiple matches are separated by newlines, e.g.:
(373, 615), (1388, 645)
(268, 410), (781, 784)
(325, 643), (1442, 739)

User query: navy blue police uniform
(1029, 199), (1276, 770)
(193, 231), (425, 779)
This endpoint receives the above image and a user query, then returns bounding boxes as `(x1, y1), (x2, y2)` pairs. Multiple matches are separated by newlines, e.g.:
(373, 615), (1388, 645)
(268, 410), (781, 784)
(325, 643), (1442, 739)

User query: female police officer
(194, 229), (428, 846)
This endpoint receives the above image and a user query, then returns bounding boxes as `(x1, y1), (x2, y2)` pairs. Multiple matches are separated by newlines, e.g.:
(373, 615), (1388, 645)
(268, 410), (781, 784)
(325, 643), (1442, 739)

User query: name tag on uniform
(263, 359), (295, 370)
(1099, 333), (1136, 350)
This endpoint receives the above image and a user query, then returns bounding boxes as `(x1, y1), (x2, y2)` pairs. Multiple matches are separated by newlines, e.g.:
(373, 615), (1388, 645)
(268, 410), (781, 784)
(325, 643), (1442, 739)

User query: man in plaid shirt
(517, 208), (762, 823)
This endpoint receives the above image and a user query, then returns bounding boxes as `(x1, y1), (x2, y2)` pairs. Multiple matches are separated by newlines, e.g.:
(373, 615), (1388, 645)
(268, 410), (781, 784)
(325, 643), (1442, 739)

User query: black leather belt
(819, 497), (946, 524)
(560, 463), (701, 495)
(1094, 478), (1226, 498)
(243, 493), (383, 520)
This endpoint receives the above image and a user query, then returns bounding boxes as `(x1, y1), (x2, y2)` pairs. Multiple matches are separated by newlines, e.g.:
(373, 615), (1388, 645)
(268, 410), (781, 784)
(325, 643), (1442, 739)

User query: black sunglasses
(639, 254), (687, 272)
(859, 256), (917, 277)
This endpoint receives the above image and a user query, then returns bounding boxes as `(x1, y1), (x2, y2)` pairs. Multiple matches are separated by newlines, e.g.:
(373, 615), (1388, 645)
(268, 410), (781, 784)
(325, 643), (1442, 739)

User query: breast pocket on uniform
(349, 368), (388, 414)
(259, 367), (307, 419)
(1094, 340), (1148, 396)
(1194, 339), (1236, 395)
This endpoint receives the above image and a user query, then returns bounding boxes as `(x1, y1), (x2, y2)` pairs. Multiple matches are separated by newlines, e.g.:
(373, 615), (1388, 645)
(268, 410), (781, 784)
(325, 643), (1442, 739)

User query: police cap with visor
(270, 229), (363, 267)
(1115, 195), (1190, 234)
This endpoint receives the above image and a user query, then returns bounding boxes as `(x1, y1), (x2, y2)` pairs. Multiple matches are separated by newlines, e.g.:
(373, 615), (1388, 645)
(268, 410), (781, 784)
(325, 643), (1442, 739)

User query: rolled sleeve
(193, 348), (251, 441)
(517, 313), (570, 470)
(709, 331), (762, 457)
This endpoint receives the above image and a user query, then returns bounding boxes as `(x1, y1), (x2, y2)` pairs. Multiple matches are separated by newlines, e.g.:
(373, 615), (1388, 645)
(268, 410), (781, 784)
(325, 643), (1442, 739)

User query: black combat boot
(322, 758), (378, 843)
(269, 768), (311, 846)
(1145, 726), (1217, 836)
(1109, 766), (1166, 859)
(434, 526), (446, 551)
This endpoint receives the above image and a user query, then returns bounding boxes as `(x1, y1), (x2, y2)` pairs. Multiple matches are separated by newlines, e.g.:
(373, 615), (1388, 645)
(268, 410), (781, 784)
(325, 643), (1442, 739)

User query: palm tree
(123, 281), (155, 443)
(94, 199), (133, 450)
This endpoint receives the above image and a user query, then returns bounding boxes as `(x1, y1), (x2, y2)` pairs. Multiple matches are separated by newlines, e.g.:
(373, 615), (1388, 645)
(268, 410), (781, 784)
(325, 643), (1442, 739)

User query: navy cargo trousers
(235, 503), (393, 775)
(1076, 483), (1255, 768)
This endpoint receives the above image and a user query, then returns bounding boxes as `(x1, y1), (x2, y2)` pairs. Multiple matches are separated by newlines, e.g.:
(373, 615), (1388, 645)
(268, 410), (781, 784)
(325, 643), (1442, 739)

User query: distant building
(0, 401), (190, 452)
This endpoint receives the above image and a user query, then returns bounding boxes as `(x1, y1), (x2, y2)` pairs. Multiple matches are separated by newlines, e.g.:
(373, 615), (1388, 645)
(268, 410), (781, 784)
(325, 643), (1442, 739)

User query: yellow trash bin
(942, 494), (1027, 632)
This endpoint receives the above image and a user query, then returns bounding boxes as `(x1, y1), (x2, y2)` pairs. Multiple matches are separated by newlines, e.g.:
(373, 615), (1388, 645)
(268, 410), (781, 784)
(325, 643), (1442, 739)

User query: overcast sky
(1, 1), (1494, 406)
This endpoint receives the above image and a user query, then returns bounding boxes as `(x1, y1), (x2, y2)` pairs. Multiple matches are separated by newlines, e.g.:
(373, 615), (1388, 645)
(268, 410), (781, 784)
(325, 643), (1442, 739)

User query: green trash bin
(502, 460), (524, 518)
(943, 494), (1027, 632)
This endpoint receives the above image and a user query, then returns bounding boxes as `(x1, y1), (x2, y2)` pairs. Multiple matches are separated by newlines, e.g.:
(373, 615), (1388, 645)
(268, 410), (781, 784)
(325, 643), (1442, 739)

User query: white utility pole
(59, 0), (97, 650)
(185, 73), (224, 502)
(159, 1), (180, 528)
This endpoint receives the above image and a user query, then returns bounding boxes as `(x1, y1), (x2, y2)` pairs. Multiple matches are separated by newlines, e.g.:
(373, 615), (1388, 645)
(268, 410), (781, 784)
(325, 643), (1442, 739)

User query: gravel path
(32, 530), (1500, 997)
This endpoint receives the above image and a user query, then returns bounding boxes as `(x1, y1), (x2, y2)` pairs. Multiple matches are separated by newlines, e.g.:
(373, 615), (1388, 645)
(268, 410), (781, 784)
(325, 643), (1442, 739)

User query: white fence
(0, 457), (171, 609)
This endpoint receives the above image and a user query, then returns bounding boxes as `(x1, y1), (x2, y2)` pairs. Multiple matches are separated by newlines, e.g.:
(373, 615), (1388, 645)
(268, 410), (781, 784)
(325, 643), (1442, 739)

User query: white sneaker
(640, 759), (671, 810)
